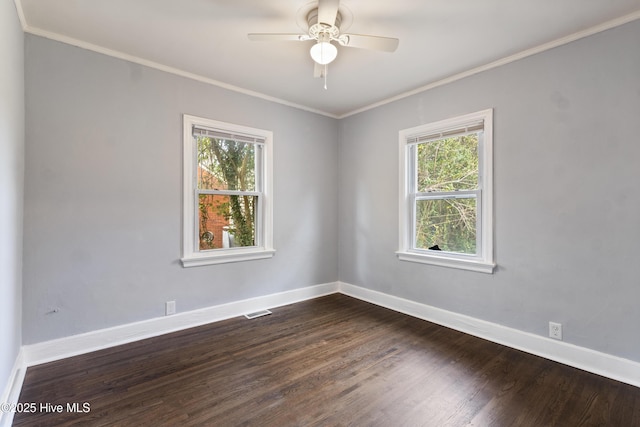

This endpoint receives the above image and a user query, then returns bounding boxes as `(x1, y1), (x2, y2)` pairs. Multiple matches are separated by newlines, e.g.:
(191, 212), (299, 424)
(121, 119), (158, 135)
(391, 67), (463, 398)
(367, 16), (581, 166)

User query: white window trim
(396, 109), (494, 274)
(181, 115), (274, 267)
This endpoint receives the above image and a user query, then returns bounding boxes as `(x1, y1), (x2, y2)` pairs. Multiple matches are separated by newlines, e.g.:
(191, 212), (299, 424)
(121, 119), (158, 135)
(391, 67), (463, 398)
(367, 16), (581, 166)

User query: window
(397, 109), (494, 273)
(182, 115), (274, 267)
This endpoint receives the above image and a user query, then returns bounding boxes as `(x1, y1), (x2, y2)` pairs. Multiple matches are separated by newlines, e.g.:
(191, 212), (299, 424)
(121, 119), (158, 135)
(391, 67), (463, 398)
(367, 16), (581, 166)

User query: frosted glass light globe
(310, 41), (337, 65)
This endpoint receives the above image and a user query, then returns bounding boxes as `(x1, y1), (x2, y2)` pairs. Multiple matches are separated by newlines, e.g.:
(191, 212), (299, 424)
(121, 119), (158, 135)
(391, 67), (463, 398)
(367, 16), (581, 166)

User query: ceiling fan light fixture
(310, 41), (337, 65)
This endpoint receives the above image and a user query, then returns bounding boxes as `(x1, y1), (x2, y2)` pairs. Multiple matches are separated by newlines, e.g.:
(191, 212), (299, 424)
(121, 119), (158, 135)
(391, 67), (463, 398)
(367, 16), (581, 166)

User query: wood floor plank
(12, 294), (640, 426)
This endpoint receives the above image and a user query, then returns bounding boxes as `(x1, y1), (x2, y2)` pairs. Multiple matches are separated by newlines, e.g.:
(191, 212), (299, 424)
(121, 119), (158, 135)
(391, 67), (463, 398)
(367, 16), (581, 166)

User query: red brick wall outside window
(197, 166), (230, 250)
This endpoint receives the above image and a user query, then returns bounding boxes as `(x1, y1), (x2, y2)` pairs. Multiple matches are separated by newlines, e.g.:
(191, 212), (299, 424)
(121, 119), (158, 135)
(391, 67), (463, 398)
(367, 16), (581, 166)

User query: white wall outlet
(165, 301), (176, 316)
(549, 321), (562, 340)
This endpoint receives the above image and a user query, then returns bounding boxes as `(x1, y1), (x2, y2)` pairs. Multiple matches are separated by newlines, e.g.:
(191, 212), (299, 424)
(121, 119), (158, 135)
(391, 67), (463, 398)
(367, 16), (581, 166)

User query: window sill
(181, 248), (276, 267)
(396, 251), (495, 274)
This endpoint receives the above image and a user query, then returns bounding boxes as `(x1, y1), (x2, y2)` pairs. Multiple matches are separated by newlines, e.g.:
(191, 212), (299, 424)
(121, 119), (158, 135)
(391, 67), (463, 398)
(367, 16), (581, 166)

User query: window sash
(410, 191), (482, 256)
(193, 137), (264, 253)
(407, 126), (483, 257)
(194, 191), (263, 251)
(195, 136), (263, 192)
(409, 132), (483, 193)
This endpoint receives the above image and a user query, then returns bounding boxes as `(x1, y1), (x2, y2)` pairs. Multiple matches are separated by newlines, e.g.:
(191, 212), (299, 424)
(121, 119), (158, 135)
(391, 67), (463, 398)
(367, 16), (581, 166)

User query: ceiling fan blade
(339, 34), (399, 52)
(248, 33), (308, 42)
(317, 0), (340, 26)
(313, 62), (325, 78)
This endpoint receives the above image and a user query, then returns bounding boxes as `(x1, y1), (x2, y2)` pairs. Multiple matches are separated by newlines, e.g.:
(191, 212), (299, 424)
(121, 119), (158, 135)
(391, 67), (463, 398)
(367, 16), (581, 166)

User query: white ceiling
(17, 0), (640, 117)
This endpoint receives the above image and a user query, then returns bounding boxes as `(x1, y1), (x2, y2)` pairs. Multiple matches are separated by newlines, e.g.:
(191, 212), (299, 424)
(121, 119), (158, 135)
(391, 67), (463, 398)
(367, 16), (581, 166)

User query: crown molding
(338, 10), (640, 118)
(12, 0), (26, 30)
(16, 4), (339, 119)
(13, 1), (640, 120)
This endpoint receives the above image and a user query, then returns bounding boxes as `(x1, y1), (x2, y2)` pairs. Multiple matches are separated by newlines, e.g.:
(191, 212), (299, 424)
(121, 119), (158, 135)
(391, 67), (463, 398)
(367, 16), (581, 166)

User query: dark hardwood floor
(13, 294), (640, 426)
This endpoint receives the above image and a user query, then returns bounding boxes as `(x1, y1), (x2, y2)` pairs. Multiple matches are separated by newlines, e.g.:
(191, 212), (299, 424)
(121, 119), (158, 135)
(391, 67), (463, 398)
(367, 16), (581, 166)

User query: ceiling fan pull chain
(324, 64), (328, 90)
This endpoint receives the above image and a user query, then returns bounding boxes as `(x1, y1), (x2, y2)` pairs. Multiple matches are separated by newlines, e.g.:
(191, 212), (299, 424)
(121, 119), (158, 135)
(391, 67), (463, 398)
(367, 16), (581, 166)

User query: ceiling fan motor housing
(307, 8), (342, 40)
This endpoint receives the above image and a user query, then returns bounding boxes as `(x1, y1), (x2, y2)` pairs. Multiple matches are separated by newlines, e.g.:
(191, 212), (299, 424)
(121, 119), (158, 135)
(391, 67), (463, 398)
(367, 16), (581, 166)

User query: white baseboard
(16, 279), (640, 402)
(0, 349), (26, 427)
(338, 281), (640, 388)
(23, 282), (339, 367)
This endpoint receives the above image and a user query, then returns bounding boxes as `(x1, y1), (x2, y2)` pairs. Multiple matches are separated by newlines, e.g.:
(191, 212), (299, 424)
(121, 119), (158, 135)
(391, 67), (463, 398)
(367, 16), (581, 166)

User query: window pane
(197, 137), (257, 191)
(198, 194), (257, 250)
(415, 197), (476, 254)
(417, 134), (479, 192)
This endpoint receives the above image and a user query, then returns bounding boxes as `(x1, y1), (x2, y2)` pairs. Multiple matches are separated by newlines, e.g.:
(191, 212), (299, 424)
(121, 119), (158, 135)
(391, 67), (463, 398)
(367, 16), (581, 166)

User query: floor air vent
(244, 309), (272, 319)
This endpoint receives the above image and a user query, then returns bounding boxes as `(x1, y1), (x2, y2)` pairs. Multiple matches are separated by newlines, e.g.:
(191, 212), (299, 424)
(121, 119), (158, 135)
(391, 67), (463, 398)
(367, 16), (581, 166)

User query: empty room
(2, 0), (640, 425)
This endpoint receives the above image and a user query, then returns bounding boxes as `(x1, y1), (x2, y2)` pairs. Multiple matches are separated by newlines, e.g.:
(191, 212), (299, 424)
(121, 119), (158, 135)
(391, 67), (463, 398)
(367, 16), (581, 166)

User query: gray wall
(23, 35), (339, 344)
(339, 20), (640, 362)
(0, 0), (24, 394)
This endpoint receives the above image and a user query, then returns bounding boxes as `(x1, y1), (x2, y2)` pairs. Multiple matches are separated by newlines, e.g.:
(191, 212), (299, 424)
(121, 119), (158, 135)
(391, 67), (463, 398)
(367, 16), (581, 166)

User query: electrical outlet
(549, 321), (562, 340)
(165, 301), (176, 316)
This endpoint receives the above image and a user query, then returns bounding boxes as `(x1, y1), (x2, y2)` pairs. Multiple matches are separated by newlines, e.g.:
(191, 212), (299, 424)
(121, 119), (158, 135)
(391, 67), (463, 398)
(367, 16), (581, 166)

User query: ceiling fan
(248, 0), (399, 88)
